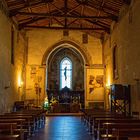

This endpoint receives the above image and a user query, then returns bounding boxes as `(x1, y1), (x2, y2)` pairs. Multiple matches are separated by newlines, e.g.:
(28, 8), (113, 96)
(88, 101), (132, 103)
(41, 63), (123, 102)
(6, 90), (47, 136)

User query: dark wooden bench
(0, 134), (20, 140)
(91, 117), (139, 139)
(4, 113), (39, 132)
(100, 122), (140, 140)
(82, 110), (113, 128)
(5, 109), (46, 130)
(0, 109), (46, 140)
(0, 115), (34, 136)
(87, 113), (126, 133)
(9, 109), (46, 128)
(0, 118), (28, 139)
(0, 123), (17, 134)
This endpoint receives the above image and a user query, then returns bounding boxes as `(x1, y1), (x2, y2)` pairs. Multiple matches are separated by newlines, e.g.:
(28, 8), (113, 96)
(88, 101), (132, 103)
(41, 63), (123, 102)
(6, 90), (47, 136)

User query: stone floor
(30, 116), (94, 140)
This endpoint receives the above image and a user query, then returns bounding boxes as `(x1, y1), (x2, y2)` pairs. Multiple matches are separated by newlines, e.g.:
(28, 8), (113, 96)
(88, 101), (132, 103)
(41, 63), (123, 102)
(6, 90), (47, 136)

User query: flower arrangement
(72, 97), (79, 104)
(50, 97), (58, 106)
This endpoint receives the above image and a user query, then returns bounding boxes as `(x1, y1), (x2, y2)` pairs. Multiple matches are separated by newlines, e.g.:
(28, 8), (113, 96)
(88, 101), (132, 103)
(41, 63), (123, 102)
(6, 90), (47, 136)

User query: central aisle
(30, 116), (94, 140)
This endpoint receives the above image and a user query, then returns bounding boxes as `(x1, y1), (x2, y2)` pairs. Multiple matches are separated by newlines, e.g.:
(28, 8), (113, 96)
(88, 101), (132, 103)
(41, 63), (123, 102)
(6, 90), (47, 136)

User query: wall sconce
(18, 81), (23, 89)
(18, 76), (23, 88)
(106, 85), (111, 89)
(106, 84), (111, 95)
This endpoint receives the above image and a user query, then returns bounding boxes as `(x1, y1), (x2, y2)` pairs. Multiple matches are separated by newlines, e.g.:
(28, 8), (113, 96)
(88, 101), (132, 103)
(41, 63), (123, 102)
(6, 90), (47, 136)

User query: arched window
(60, 57), (72, 89)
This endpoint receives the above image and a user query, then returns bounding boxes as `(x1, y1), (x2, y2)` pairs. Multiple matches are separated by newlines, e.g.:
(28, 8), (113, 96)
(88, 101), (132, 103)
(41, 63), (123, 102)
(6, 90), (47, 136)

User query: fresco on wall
(30, 66), (36, 80)
(88, 75), (103, 94)
(86, 68), (104, 101)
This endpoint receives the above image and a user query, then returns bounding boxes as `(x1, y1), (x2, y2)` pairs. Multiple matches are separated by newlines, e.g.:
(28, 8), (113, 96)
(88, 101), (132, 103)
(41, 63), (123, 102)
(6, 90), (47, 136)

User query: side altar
(46, 86), (84, 113)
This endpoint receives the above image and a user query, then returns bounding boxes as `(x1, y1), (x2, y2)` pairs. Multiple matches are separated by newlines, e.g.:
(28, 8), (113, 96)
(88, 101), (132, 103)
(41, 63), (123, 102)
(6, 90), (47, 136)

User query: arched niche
(47, 47), (85, 91)
(42, 40), (91, 66)
(42, 40), (92, 109)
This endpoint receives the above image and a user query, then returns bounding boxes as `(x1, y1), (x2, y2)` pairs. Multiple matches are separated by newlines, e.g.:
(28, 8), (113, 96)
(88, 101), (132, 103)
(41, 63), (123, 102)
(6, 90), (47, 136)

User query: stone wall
(0, 10), (27, 113)
(27, 30), (102, 65)
(26, 29), (104, 107)
(104, 0), (140, 112)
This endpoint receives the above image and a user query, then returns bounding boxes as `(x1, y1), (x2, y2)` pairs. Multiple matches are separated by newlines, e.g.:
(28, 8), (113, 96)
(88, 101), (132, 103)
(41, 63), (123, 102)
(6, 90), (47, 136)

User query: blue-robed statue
(64, 67), (67, 80)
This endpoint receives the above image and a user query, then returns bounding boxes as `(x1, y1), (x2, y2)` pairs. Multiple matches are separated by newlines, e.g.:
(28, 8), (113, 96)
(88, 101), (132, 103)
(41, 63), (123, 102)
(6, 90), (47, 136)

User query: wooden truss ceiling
(4, 0), (131, 38)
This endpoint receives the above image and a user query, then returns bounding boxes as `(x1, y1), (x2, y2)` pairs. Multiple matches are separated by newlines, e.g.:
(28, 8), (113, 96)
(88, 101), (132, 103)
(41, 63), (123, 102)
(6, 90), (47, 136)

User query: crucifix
(64, 66), (67, 81)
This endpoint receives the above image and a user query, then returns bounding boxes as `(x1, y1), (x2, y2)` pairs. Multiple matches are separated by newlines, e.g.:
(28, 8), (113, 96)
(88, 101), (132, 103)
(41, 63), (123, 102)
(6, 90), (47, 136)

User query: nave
(30, 116), (93, 140)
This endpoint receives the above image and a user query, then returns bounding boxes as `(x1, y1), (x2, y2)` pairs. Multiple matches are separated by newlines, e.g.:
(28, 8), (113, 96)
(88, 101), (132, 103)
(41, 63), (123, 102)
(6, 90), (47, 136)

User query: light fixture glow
(18, 75), (23, 88)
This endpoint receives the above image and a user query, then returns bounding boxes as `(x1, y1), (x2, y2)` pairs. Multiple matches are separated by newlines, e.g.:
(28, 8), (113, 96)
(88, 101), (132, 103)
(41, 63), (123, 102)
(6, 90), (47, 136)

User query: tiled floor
(30, 116), (94, 140)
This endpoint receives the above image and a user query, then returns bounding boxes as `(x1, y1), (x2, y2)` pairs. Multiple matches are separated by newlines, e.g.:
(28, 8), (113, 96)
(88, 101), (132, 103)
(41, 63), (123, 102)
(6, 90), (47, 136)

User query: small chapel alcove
(46, 45), (85, 113)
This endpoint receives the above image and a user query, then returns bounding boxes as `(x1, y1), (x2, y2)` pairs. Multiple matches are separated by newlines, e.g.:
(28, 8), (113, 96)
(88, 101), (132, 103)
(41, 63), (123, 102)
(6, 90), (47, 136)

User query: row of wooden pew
(0, 109), (46, 140)
(81, 109), (140, 140)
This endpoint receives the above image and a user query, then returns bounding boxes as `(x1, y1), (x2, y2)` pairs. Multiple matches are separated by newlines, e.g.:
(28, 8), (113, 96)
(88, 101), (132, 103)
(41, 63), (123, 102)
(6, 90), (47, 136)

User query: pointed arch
(41, 40), (92, 66)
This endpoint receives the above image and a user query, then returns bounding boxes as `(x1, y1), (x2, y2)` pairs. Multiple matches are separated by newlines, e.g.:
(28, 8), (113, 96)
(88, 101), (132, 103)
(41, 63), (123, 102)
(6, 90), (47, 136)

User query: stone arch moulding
(41, 40), (92, 66)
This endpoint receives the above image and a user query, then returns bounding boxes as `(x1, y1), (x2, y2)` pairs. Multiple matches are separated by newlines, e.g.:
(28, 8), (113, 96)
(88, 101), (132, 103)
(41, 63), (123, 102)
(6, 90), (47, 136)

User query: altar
(47, 86), (84, 113)
(51, 103), (80, 113)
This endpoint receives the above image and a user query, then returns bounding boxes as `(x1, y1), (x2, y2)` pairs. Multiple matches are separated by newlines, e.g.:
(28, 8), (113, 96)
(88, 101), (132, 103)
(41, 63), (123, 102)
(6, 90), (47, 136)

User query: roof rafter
(86, 19), (110, 33)
(84, 3), (118, 20)
(4, 0), (126, 38)
(9, 0), (54, 17)
(23, 25), (106, 31)
(17, 11), (117, 20)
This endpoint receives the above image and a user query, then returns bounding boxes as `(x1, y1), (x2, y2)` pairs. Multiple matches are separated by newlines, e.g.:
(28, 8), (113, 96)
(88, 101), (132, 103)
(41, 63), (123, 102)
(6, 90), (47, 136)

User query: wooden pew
(81, 109), (109, 122)
(0, 119), (27, 140)
(100, 122), (140, 140)
(3, 109), (46, 134)
(95, 117), (138, 134)
(0, 122), (25, 140)
(0, 109), (46, 140)
(9, 109), (46, 128)
(81, 109), (140, 139)
(81, 109), (112, 128)
(87, 113), (126, 133)
(4, 113), (38, 132)
(0, 123), (17, 134)
(0, 115), (33, 136)
(0, 134), (20, 140)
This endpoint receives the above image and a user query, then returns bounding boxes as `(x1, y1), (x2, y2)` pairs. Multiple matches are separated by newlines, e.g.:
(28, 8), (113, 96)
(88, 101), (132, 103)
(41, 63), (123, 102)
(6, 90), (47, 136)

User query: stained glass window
(60, 57), (72, 89)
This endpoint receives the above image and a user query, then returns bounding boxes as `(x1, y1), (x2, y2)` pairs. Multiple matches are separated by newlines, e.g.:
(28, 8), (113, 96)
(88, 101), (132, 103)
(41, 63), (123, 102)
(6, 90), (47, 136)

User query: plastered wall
(104, 0), (140, 112)
(0, 10), (27, 113)
(26, 29), (104, 107)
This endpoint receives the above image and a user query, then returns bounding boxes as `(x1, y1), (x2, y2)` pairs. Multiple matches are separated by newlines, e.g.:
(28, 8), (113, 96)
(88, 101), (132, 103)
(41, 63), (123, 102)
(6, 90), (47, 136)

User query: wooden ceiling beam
(19, 18), (110, 33)
(7, 1), (24, 7)
(97, 20), (110, 28)
(67, 4), (81, 15)
(64, 0), (68, 27)
(53, 17), (64, 26)
(20, 17), (78, 28)
(19, 17), (46, 29)
(87, 0), (120, 13)
(67, 19), (79, 26)
(123, 0), (131, 5)
(50, 3), (64, 14)
(86, 19), (110, 33)
(17, 11), (116, 20)
(22, 25), (107, 31)
(18, 8), (63, 27)
(9, 0), (53, 17)
(84, 3), (118, 20)
(9, 1), (44, 16)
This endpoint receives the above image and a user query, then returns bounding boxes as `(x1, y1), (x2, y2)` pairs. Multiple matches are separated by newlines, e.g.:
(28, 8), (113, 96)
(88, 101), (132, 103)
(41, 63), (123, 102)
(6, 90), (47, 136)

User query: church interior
(0, 0), (140, 139)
